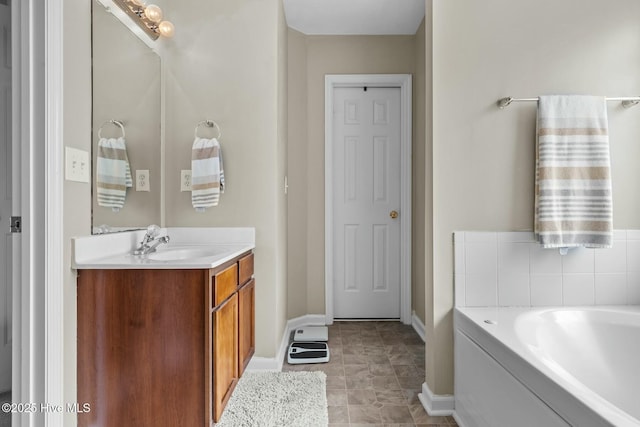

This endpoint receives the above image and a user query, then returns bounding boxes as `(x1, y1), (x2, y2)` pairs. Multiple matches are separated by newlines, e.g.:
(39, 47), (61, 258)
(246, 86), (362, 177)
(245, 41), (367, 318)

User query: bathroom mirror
(91, 0), (161, 233)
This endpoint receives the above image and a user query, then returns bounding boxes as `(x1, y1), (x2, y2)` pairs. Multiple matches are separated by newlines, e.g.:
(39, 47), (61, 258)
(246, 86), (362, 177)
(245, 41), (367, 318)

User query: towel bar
(497, 96), (640, 109)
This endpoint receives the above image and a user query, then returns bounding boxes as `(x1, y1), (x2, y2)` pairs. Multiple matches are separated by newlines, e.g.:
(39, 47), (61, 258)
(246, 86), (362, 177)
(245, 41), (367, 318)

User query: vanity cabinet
(238, 253), (255, 375)
(77, 250), (254, 427)
(212, 292), (238, 421)
(238, 278), (255, 376)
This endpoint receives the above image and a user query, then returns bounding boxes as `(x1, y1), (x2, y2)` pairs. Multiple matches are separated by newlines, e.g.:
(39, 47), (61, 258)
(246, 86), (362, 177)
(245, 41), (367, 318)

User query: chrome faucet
(133, 225), (170, 255)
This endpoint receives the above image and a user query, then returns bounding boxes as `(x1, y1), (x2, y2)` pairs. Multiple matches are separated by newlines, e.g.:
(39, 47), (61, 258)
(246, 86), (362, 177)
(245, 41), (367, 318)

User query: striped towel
(534, 95), (612, 248)
(192, 137), (224, 211)
(96, 137), (133, 212)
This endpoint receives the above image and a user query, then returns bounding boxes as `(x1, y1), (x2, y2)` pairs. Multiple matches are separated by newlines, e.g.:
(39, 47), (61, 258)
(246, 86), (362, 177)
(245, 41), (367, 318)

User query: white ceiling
(283, 0), (425, 35)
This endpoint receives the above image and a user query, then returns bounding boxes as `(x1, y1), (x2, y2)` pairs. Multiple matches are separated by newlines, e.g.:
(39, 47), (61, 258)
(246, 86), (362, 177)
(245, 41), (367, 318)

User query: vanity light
(158, 20), (175, 38)
(144, 4), (163, 23)
(113, 0), (175, 40)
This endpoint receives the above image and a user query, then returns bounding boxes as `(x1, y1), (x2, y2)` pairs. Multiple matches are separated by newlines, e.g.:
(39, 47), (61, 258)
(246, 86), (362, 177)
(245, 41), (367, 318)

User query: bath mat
(216, 371), (328, 427)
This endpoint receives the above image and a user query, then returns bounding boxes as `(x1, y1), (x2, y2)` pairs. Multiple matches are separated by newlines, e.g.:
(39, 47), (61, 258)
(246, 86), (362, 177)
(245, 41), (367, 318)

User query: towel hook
(194, 120), (222, 140)
(98, 120), (125, 139)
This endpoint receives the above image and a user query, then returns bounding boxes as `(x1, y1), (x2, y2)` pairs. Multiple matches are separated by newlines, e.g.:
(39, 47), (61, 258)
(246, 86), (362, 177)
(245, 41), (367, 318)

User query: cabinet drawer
(213, 263), (238, 307)
(238, 253), (254, 286)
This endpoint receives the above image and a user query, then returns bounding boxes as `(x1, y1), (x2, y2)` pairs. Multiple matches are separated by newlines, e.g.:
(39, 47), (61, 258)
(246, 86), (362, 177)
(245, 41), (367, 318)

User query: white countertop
(72, 227), (255, 269)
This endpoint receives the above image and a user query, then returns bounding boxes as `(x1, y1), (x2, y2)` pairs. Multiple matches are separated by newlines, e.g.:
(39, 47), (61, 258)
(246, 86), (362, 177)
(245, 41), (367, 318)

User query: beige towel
(191, 137), (224, 211)
(534, 95), (612, 248)
(96, 137), (133, 212)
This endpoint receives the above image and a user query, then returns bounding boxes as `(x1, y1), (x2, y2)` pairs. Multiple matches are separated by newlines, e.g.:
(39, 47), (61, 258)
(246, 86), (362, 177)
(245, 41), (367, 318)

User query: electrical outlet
(136, 170), (150, 191)
(65, 147), (90, 183)
(181, 169), (192, 191)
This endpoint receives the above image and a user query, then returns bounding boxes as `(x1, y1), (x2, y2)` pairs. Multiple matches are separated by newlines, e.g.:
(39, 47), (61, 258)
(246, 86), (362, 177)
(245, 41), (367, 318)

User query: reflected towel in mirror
(96, 137), (133, 212)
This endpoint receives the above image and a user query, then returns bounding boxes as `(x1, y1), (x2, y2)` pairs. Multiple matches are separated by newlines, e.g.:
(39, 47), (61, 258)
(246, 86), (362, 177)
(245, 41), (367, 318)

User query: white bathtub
(454, 306), (640, 427)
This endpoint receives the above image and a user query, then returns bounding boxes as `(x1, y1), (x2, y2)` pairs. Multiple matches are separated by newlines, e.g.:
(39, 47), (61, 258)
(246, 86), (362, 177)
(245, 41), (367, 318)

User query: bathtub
(454, 306), (640, 427)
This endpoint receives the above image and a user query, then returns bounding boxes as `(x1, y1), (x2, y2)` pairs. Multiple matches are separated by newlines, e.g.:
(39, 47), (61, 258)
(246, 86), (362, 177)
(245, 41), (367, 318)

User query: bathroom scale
(293, 326), (328, 342)
(287, 342), (330, 364)
(287, 326), (330, 364)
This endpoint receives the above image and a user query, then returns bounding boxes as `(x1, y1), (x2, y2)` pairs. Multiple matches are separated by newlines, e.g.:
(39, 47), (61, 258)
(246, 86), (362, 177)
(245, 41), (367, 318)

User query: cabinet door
(213, 292), (239, 422)
(238, 278), (255, 376)
(238, 252), (254, 286)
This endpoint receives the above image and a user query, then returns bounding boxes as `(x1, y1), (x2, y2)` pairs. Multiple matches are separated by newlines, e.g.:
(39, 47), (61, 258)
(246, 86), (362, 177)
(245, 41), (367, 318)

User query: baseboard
(245, 356), (281, 371)
(418, 382), (454, 416)
(452, 412), (467, 427)
(245, 314), (326, 372)
(411, 311), (426, 342)
(286, 314), (327, 331)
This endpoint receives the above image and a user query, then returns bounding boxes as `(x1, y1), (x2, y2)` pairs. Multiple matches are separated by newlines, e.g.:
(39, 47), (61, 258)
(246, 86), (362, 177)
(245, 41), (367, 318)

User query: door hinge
(10, 216), (21, 233)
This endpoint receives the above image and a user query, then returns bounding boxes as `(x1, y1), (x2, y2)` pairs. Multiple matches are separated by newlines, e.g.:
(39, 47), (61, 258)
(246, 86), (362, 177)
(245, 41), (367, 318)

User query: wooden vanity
(77, 250), (255, 426)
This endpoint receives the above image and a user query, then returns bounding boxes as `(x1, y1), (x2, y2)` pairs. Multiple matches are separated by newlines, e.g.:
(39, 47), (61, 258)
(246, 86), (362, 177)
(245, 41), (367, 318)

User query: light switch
(136, 170), (150, 191)
(65, 147), (90, 183)
(181, 169), (192, 191)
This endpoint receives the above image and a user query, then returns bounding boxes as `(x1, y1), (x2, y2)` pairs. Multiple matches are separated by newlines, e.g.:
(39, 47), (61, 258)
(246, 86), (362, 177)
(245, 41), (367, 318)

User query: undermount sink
(146, 247), (227, 262)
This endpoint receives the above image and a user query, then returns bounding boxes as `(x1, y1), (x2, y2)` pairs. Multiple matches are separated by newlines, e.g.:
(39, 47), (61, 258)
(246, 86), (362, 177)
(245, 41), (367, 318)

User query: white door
(0, 0), (11, 393)
(332, 87), (401, 319)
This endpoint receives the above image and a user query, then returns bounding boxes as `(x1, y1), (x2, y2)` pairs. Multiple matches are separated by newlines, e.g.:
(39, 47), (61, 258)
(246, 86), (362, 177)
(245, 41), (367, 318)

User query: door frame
(44, 0), (65, 424)
(324, 74), (412, 325)
(11, 0), (64, 425)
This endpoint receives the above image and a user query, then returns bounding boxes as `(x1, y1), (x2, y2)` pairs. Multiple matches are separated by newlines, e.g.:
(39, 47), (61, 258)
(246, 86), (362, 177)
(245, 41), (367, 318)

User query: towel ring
(194, 120), (222, 140)
(98, 120), (125, 139)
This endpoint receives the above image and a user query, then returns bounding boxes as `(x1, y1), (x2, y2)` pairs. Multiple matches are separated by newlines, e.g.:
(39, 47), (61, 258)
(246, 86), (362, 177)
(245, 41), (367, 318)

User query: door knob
(390, 210), (398, 219)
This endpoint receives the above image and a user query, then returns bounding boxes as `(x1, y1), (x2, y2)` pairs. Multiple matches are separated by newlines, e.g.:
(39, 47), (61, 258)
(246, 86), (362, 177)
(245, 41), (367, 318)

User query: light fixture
(158, 20), (175, 38)
(144, 4), (163, 23)
(112, 0), (175, 40)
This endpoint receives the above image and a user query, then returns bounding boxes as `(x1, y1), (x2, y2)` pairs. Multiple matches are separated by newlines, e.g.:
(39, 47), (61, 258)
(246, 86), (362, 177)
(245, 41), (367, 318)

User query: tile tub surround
(454, 230), (640, 308)
(283, 321), (458, 427)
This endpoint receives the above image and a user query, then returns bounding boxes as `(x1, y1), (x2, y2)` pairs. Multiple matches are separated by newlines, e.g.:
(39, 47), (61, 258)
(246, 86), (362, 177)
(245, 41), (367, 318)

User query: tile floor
(282, 321), (458, 427)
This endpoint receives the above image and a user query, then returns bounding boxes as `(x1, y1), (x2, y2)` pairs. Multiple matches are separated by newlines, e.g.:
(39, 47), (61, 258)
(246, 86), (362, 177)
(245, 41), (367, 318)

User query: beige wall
(286, 29), (308, 319)
(276, 0), (289, 343)
(412, 19), (427, 325)
(422, 0), (435, 397)
(286, 32), (426, 320)
(163, 0), (287, 358)
(429, 0), (640, 395)
(63, 0), (93, 425)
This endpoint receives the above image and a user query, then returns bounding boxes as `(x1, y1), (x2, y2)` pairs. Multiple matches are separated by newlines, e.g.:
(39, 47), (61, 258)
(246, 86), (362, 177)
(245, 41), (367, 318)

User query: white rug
(217, 371), (328, 427)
